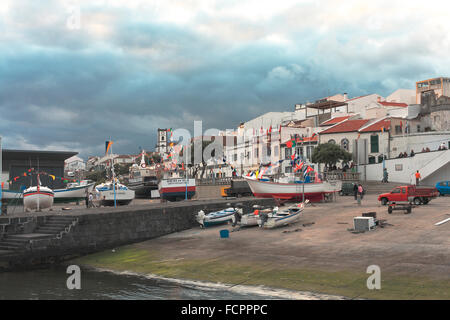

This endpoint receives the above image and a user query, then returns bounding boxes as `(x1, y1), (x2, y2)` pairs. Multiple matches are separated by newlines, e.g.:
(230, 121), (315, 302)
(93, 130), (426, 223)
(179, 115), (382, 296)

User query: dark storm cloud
(1, 0), (449, 158)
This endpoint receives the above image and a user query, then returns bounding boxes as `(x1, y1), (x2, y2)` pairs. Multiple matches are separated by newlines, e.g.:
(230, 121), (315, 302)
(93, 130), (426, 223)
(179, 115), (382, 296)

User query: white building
(64, 156), (86, 172)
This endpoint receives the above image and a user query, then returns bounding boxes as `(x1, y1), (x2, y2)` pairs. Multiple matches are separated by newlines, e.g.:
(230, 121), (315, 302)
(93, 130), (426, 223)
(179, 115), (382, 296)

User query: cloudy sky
(1, 0), (450, 159)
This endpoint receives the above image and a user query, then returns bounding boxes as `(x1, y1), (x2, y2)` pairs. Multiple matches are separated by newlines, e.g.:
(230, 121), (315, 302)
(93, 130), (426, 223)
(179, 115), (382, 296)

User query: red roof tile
(320, 119), (370, 134)
(359, 120), (391, 132)
(379, 101), (408, 107)
(321, 116), (351, 126)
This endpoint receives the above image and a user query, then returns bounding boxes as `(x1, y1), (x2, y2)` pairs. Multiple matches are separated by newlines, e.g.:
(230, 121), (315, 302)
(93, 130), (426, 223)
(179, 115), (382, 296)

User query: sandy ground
(138, 194), (450, 277)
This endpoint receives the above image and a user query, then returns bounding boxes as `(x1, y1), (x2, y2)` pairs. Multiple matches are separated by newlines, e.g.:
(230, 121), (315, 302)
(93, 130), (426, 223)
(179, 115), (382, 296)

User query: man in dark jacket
(353, 183), (358, 200)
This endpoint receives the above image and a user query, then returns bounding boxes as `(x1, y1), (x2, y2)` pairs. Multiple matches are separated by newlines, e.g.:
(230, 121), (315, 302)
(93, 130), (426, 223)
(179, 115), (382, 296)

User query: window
(274, 146), (279, 157)
(233, 154), (237, 162)
(255, 148), (259, 158)
(391, 188), (401, 194)
(368, 156), (376, 164)
(395, 125), (402, 134)
(328, 139), (336, 144)
(341, 138), (349, 151)
(161, 136), (164, 141)
(285, 148), (292, 159)
(417, 125), (421, 132)
(285, 166), (292, 173)
(370, 135), (379, 153)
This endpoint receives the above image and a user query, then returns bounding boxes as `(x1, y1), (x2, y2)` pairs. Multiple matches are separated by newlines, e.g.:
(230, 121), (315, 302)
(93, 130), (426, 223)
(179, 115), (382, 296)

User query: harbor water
(0, 266), (338, 300)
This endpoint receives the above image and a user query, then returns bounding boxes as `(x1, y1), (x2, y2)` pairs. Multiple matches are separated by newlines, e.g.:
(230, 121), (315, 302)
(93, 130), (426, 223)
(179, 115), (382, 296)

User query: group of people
(398, 143), (448, 158)
(398, 150), (416, 158)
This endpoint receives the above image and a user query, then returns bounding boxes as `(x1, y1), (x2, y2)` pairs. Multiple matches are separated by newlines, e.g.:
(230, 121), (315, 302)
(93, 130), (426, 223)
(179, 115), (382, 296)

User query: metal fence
(323, 171), (360, 181)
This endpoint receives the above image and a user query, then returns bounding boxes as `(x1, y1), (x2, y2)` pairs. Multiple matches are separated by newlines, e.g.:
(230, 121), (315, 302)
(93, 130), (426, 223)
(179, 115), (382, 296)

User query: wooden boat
(196, 207), (236, 228)
(23, 185), (54, 211)
(257, 200), (309, 229)
(95, 181), (135, 206)
(158, 178), (196, 201)
(245, 176), (341, 203)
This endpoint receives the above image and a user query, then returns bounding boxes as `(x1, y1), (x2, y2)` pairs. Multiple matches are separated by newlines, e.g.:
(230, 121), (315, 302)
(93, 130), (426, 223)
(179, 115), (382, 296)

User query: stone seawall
(0, 198), (274, 270)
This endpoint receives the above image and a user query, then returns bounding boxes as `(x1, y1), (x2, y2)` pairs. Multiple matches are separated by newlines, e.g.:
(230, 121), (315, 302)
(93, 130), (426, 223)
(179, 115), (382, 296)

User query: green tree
(86, 170), (107, 184)
(114, 163), (133, 176)
(311, 143), (353, 169)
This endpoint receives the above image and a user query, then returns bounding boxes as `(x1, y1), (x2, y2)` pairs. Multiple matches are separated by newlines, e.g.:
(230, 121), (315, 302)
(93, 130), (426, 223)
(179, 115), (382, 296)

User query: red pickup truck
(378, 185), (439, 205)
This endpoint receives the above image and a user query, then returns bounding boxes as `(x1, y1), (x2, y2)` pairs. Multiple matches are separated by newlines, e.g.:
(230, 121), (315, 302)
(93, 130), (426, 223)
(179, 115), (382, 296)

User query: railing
(323, 171), (360, 181)
(196, 177), (232, 186)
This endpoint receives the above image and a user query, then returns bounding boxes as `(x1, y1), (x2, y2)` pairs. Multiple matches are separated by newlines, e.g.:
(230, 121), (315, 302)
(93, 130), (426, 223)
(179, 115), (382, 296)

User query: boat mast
(37, 157), (40, 212)
(110, 137), (116, 208)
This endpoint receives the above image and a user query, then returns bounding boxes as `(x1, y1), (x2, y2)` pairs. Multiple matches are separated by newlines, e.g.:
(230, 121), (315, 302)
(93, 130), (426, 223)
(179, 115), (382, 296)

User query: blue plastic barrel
(219, 229), (229, 238)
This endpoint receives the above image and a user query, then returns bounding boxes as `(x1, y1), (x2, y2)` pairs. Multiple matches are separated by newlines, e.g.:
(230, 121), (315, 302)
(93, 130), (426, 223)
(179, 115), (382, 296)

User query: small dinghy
(196, 207), (236, 228)
(258, 200), (309, 229)
(234, 205), (273, 227)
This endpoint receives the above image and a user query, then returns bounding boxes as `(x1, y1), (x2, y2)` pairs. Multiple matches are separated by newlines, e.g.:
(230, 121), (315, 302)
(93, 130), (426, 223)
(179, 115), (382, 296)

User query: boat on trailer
(245, 176), (341, 203)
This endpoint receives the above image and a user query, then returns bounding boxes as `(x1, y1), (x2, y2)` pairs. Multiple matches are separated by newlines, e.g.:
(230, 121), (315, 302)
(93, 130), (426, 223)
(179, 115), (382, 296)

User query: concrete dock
(0, 197), (274, 270)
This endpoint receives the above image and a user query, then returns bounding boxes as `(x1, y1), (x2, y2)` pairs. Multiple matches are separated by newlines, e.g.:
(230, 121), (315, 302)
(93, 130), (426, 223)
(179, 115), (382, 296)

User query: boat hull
(239, 214), (260, 227)
(53, 183), (95, 203)
(245, 177), (341, 202)
(258, 210), (302, 229)
(23, 187), (54, 211)
(159, 179), (196, 201)
(196, 209), (235, 227)
(97, 190), (135, 206)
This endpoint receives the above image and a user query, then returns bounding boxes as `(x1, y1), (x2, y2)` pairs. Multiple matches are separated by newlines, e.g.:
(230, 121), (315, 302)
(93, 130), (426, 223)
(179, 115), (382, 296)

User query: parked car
(339, 182), (357, 196)
(378, 185), (439, 205)
(435, 181), (450, 196)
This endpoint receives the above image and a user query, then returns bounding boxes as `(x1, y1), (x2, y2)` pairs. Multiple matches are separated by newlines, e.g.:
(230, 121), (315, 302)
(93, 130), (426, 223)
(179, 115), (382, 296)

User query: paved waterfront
(75, 194), (450, 299)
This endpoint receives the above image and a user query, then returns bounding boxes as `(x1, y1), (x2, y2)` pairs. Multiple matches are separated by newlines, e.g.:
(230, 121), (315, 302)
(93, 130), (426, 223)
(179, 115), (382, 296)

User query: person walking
(382, 168), (389, 183)
(415, 170), (421, 186)
(353, 183), (358, 200)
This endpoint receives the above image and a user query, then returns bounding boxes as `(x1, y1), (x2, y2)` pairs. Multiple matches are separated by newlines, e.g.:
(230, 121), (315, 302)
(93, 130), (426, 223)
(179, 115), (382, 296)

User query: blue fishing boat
(196, 207), (236, 228)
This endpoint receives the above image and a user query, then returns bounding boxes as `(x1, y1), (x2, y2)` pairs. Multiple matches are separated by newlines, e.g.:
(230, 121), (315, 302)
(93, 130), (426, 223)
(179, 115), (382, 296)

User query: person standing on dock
(415, 170), (421, 186)
(357, 184), (363, 206)
(85, 189), (89, 208)
(382, 168), (389, 183)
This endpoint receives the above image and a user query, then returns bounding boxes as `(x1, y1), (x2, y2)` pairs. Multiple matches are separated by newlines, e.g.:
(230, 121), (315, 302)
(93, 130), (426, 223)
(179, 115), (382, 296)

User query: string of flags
(5, 168), (78, 185)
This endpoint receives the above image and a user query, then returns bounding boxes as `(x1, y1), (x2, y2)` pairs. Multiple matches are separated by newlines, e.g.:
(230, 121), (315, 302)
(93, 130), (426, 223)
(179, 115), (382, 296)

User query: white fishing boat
(53, 180), (95, 203)
(23, 185), (54, 211)
(257, 201), (309, 229)
(236, 205), (273, 227)
(245, 176), (341, 203)
(95, 181), (135, 206)
(128, 151), (159, 198)
(159, 178), (196, 201)
(196, 207), (236, 228)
